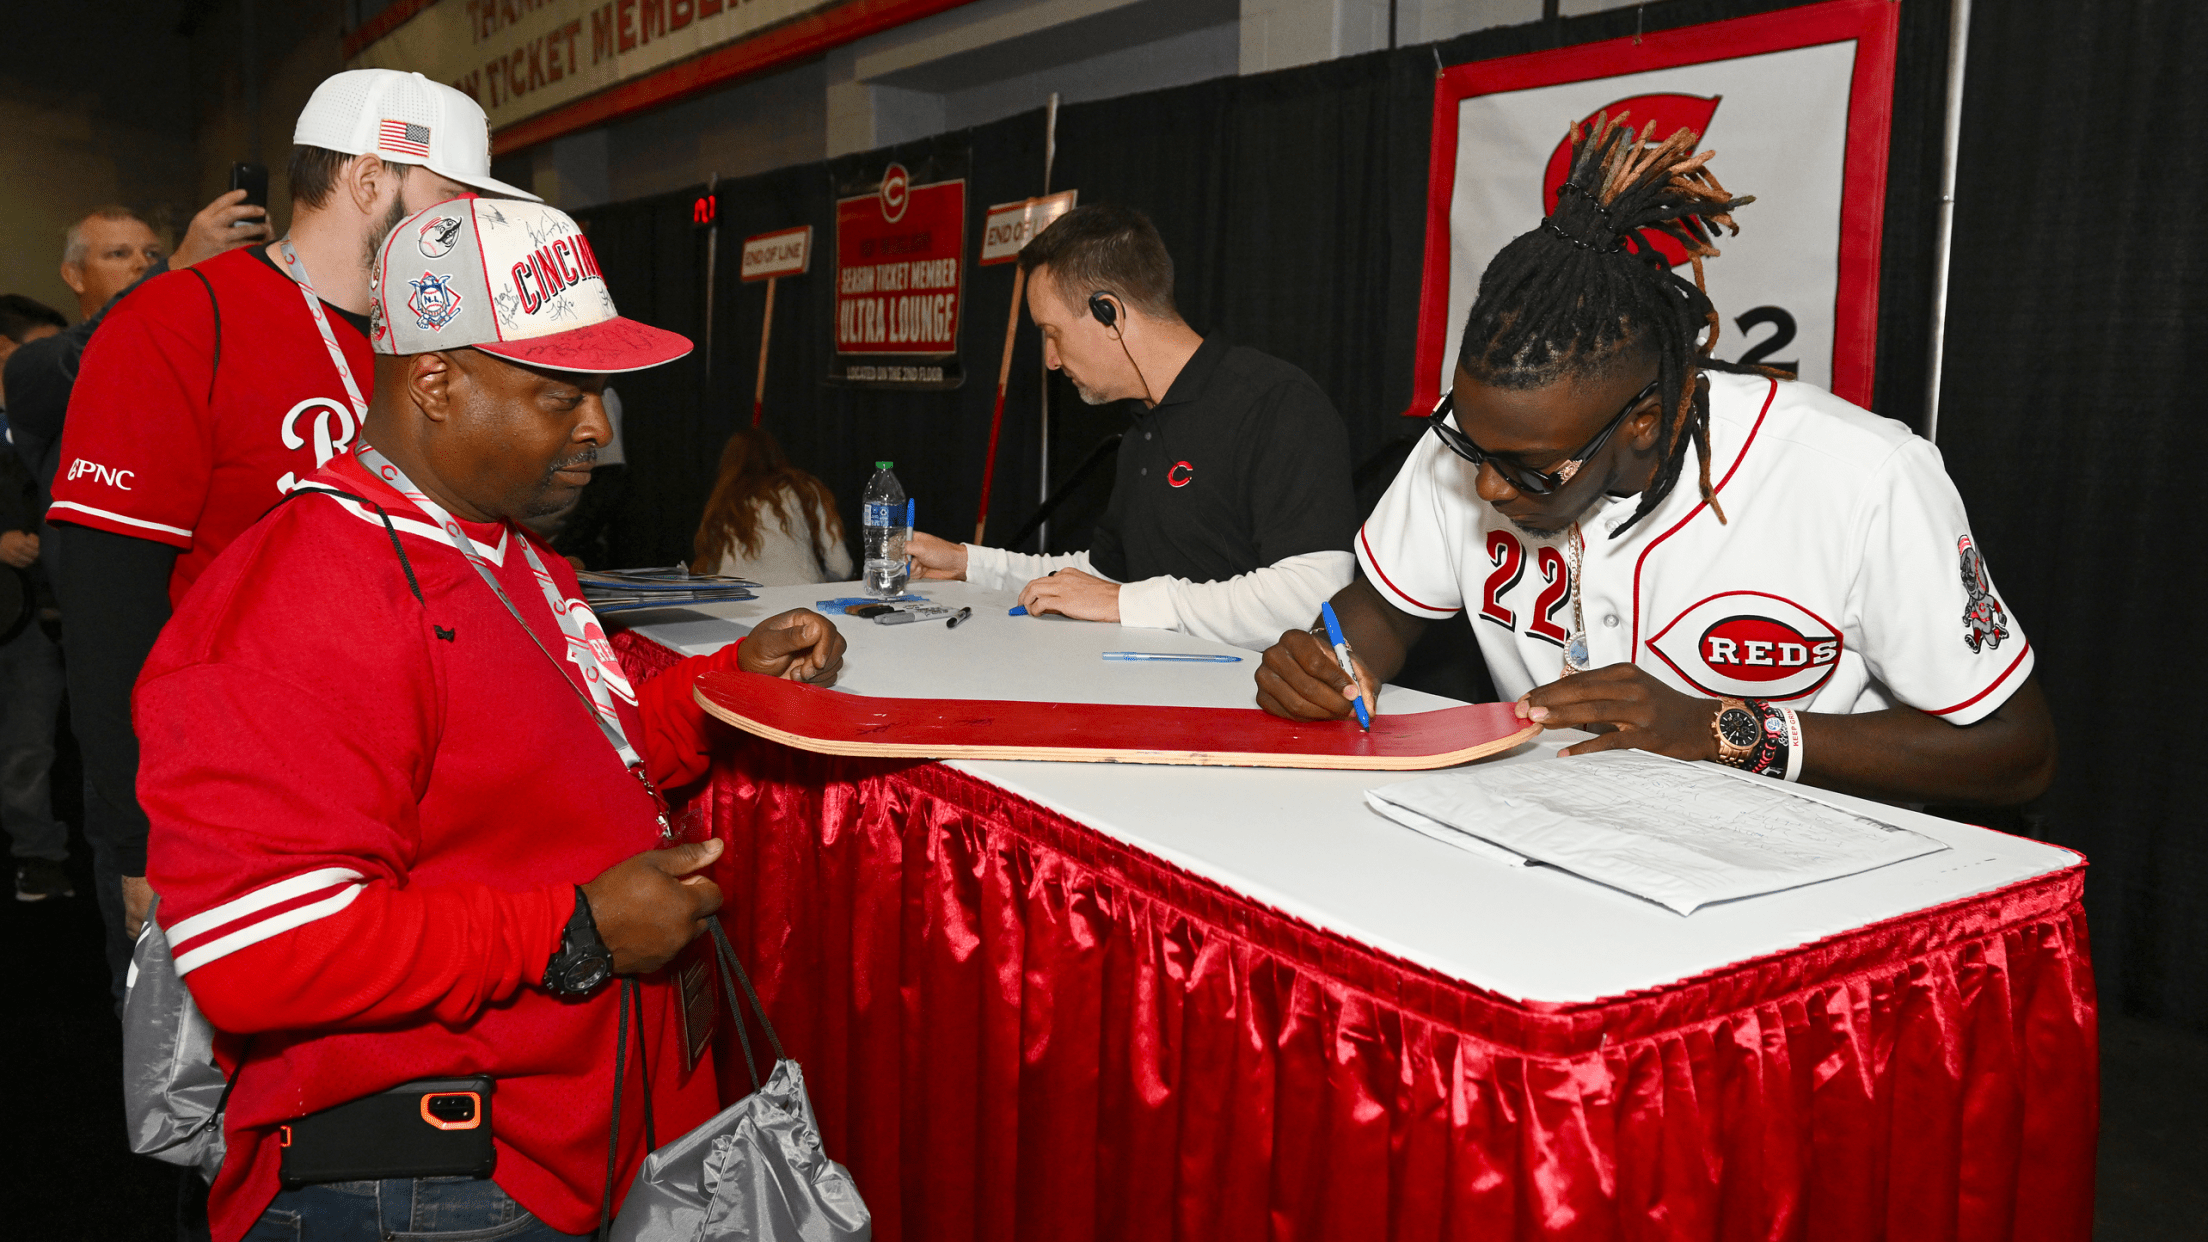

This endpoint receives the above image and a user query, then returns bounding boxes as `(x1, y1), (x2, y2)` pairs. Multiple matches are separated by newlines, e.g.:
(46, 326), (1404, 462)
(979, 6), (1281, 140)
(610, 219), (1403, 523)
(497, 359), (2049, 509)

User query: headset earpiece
(1087, 290), (1153, 404)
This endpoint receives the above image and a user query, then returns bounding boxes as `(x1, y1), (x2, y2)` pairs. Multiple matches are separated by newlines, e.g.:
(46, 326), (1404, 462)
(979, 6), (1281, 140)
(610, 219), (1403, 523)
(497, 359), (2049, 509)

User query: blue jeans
(243, 1176), (589, 1241)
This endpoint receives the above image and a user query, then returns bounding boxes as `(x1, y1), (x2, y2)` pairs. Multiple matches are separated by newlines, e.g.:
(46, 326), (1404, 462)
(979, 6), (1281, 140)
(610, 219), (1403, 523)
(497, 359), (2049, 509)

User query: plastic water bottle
(861, 461), (909, 597)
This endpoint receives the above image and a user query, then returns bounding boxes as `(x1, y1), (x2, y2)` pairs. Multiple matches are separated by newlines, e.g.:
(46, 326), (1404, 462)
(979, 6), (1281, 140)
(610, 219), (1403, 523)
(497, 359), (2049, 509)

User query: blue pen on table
(1319, 600), (1372, 730)
(1101, 651), (1243, 663)
(1009, 568), (1065, 616)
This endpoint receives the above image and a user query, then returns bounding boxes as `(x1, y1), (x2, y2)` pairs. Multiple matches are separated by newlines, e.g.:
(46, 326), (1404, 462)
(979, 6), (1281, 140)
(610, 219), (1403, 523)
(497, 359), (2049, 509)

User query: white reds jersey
(1359, 371), (2032, 725)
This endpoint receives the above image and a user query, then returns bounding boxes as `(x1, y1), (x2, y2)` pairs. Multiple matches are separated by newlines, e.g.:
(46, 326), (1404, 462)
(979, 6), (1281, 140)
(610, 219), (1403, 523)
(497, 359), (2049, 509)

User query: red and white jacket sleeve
(138, 656), (572, 1034)
(136, 523), (578, 1036)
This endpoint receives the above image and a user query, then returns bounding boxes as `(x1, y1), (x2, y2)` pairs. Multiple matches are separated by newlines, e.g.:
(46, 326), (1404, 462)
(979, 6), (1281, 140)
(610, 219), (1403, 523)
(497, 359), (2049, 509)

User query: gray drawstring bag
(121, 895), (235, 1183)
(605, 921), (869, 1241)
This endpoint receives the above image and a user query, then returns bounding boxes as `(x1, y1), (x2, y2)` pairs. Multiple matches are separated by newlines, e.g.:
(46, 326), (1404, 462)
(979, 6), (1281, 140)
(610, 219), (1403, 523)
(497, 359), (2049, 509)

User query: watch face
(557, 954), (612, 996)
(1717, 708), (1761, 748)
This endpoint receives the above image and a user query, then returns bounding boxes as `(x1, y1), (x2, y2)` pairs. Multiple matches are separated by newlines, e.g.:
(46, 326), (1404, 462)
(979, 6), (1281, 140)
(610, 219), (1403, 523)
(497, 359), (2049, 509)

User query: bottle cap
(876, 461), (893, 469)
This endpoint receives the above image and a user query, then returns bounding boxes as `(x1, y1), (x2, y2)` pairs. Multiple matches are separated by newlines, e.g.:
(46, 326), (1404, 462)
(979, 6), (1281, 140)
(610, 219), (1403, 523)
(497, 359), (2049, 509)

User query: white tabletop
(624, 580), (2078, 1006)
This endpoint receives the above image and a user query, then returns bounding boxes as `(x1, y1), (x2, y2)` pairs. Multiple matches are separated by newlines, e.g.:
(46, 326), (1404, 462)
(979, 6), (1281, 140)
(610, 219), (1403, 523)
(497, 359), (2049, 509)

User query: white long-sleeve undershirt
(963, 544), (1354, 652)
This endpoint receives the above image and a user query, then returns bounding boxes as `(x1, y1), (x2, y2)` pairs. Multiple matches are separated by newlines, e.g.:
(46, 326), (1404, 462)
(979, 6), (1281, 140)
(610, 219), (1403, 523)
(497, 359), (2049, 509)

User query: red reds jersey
(1359, 373), (2033, 726)
(137, 452), (726, 1242)
(48, 246), (373, 607)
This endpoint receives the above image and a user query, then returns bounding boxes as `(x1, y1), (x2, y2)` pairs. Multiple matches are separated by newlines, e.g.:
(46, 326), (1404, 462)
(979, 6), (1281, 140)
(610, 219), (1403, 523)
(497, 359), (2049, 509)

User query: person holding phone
(40, 68), (535, 1007)
(4, 194), (271, 526)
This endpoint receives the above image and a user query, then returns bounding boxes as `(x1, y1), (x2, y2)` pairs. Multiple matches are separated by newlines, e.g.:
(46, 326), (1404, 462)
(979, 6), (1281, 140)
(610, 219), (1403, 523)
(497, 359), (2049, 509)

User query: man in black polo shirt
(907, 205), (1354, 650)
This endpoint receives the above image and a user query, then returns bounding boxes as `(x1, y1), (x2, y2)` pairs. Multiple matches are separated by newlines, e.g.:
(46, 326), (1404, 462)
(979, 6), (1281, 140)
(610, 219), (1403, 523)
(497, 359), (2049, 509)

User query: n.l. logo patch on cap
(405, 271), (464, 330)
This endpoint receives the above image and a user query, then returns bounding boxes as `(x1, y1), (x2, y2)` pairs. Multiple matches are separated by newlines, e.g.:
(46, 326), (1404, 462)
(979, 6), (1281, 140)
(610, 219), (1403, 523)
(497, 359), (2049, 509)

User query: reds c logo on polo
(1647, 591), (1843, 699)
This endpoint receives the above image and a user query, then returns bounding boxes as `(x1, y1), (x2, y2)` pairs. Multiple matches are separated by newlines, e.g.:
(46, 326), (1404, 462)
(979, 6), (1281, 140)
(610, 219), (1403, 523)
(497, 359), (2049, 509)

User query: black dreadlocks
(1458, 113), (1758, 537)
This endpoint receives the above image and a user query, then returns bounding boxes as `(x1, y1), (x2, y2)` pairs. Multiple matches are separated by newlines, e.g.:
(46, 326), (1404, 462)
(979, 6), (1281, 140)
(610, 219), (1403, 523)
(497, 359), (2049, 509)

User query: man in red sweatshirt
(135, 195), (845, 1241)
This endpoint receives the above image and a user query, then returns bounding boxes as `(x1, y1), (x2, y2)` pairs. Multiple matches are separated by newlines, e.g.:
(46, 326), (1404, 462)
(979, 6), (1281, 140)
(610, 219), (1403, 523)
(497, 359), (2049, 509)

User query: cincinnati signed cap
(295, 69), (539, 202)
(372, 197), (692, 373)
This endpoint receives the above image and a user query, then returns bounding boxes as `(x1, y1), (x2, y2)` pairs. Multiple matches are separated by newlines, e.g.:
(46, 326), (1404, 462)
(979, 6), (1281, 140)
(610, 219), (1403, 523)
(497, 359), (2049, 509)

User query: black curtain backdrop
(1937, 0), (2208, 1031)
(573, 0), (2208, 1028)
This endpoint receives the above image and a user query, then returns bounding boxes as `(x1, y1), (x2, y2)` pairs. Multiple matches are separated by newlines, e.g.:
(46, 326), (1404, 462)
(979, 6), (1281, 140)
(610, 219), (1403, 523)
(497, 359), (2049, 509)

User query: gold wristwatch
(1711, 698), (1761, 768)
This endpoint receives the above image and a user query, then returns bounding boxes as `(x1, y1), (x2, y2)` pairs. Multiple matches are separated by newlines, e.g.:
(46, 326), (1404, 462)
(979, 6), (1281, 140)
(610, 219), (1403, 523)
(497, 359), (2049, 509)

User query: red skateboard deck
(694, 670), (1541, 770)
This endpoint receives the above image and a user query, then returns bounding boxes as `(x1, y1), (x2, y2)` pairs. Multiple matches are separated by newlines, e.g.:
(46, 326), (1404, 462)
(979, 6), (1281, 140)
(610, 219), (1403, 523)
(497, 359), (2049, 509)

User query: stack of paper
(578, 566), (758, 614)
(1366, 750), (1948, 914)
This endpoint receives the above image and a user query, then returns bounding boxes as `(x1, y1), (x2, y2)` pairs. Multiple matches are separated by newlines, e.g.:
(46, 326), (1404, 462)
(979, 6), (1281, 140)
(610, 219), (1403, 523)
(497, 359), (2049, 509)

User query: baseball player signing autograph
(134, 197), (844, 1242)
(1257, 117), (2055, 806)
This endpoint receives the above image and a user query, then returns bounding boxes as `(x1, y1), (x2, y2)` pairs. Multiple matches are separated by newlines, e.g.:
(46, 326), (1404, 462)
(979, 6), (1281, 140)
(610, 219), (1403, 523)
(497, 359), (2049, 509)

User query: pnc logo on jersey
(407, 271), (464, 330)
(417, 215), (464, 258)
(66, 458), (133, 490)
(1168, 461), (1195, 488)
(1647, 591), (1843, 700)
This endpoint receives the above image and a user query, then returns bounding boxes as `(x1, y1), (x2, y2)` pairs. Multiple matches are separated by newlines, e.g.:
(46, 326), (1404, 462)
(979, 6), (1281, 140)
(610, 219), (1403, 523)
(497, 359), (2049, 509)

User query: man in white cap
(46, 69), (542, 1001)
(134, 195), (846, 1242)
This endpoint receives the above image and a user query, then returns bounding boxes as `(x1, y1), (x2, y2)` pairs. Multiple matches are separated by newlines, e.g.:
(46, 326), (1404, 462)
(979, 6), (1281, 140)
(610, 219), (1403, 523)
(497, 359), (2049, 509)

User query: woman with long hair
(691, 427), (854, 585)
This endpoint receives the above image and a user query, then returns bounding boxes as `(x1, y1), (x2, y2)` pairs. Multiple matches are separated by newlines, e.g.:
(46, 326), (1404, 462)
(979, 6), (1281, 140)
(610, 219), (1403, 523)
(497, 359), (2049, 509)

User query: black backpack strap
(187, 268), (220, 405)
(270, 486), (426, 609)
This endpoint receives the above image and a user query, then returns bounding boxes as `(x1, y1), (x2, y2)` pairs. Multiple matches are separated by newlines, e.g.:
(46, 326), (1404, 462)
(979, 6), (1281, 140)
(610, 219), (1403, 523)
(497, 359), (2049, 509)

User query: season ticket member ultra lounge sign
(829, 160), (966, 390)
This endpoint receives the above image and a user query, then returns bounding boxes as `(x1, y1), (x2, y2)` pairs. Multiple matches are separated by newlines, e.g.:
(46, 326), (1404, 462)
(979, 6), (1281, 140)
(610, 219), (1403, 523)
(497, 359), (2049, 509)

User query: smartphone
(278, 1076), (496, 1187)
(229, 161), (269, 223)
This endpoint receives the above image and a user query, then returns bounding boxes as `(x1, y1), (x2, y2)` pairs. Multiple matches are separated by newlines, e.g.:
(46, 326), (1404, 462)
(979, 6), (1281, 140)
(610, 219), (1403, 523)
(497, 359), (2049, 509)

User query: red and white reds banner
(1409, 0), (1898, 415)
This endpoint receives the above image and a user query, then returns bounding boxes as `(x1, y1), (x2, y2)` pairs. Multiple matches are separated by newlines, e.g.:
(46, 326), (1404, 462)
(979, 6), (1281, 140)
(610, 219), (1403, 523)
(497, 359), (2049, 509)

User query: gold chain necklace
(1561, 521), (1589, 676)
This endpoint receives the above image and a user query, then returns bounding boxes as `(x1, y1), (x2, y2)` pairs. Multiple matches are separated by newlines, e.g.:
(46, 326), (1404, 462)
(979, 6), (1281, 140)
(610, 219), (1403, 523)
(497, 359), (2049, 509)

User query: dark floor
(6, 758), (2206, 1238)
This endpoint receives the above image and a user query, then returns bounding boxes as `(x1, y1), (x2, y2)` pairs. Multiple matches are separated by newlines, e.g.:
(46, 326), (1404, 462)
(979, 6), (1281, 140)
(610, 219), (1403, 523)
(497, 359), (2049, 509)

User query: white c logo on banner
(880, 163), (909, 223)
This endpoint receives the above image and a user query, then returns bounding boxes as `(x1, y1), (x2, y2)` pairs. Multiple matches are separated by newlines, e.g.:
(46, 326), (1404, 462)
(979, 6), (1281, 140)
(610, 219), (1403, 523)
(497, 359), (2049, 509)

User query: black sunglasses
(1426, 378), (1661, 495)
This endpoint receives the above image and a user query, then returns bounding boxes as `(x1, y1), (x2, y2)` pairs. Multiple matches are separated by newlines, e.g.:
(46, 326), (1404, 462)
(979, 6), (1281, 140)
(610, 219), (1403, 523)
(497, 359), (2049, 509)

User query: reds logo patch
(406, 271), (463, 331)
(1168, 460), (1194, 488)
(417, 215), (464, 258)
(1958, 535), (2009, 653)
(1647, 591), (1843, 700)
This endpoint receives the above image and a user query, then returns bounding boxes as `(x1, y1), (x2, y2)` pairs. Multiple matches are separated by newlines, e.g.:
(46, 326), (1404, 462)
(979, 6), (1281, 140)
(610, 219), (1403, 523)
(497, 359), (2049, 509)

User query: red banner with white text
(829, 159), (967, 390)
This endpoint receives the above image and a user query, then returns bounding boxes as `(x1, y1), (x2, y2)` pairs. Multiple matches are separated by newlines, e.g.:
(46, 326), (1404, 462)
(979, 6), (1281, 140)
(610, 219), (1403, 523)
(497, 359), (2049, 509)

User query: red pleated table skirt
(617, 634), (2098, 1242)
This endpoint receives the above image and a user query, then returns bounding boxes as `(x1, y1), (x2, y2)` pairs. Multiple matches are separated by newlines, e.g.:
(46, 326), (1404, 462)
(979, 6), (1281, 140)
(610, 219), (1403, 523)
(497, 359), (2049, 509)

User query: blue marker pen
(1319, 600), (1372, 730)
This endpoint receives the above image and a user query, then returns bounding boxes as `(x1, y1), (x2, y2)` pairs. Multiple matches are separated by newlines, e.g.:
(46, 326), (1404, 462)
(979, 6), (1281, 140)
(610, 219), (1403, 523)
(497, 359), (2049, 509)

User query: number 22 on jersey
(1480, 530), (1571, 648)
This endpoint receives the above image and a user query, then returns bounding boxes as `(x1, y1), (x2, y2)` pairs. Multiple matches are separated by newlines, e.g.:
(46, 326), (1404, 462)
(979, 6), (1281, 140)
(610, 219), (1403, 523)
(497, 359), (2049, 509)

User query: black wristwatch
(542, 886), (614, 998)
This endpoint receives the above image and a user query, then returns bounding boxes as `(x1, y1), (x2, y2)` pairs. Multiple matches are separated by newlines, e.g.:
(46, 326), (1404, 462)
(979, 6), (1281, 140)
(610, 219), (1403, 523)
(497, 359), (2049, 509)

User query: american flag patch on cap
(379, 119), (431, 157)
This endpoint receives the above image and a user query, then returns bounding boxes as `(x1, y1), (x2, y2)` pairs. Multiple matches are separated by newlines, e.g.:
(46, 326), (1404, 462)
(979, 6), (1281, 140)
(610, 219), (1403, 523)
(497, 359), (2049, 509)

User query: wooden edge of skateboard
(695, 685), (1544, 771)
